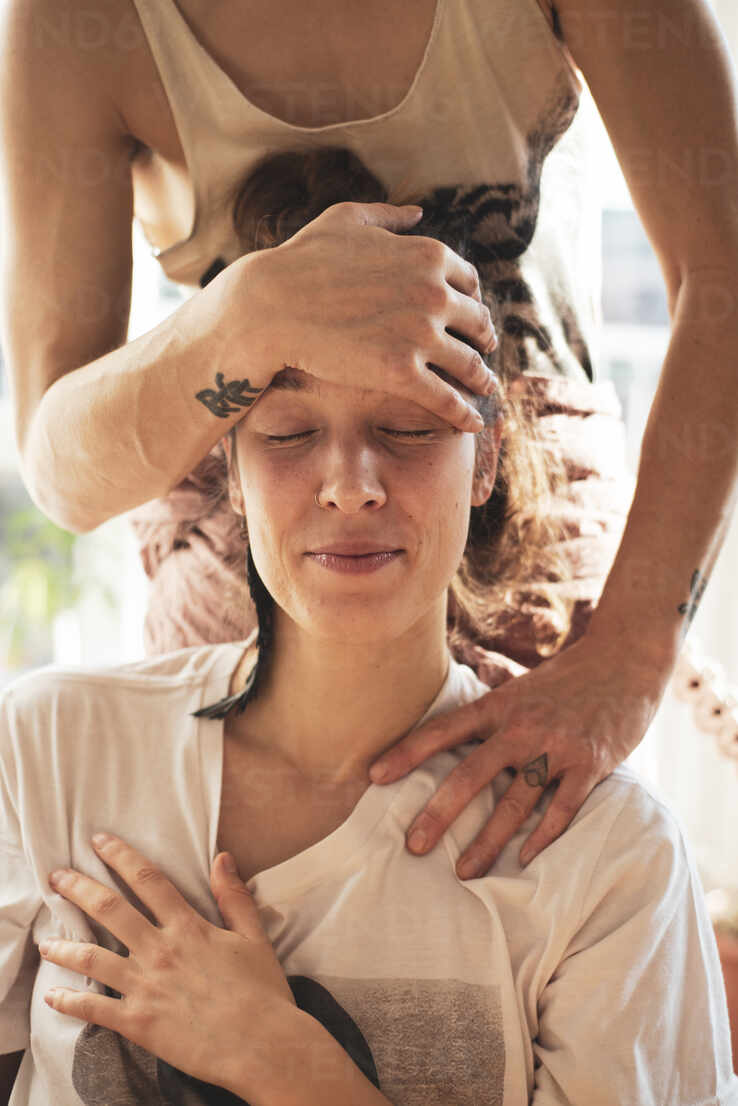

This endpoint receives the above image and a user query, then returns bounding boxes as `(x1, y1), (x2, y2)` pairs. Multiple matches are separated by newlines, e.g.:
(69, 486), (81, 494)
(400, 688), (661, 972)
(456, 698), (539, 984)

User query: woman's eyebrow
(268, 369), (315, 393)
(262, 368), (454, 423)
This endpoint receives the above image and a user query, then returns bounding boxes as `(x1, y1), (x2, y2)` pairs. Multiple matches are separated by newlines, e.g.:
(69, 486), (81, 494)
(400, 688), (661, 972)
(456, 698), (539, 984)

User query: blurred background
(1, 0), (737, 1041)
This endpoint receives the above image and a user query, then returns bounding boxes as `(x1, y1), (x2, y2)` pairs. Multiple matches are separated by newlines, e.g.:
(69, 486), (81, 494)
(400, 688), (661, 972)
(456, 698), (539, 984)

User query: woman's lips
(305, 551), (403, 574)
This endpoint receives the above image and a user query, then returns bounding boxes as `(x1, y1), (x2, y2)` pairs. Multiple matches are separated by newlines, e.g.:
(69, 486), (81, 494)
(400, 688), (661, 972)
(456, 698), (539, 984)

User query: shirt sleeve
(531, 785), (738, 1106)
(0, 687), (43, 1054)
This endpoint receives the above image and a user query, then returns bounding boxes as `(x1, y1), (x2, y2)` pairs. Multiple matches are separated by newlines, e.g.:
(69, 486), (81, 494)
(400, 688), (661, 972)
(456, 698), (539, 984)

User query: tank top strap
(129, 0), (244, 213)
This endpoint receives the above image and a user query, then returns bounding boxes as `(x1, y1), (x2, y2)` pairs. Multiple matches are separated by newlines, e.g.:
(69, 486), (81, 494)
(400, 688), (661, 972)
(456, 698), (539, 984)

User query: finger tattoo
(522, 753), (549, 788)
(195, 373), (264, 418)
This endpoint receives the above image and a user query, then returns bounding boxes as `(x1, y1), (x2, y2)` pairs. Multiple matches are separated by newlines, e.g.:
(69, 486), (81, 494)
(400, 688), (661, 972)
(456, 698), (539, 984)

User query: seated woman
(0, 150), (736, 1106)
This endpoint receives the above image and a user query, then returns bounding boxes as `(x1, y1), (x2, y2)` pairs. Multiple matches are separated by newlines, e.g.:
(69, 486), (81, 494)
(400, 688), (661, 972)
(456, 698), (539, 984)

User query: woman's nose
(314, 444), (388, 512)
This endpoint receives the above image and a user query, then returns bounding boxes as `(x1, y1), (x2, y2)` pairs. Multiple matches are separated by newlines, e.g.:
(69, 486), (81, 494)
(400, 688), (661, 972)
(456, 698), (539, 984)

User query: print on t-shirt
(71, 974), (505, 1104)
(71, 976), (378, 1105)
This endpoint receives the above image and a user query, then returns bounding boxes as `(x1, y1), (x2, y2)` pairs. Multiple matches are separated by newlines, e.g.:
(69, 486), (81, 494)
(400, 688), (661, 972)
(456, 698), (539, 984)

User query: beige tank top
(130, 0), (602, 382)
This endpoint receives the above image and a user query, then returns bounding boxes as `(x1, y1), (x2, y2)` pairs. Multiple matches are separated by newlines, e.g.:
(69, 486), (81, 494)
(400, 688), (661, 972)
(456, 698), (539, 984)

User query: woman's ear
(223, 430), (246, 516)
(471, 415), (504, 507)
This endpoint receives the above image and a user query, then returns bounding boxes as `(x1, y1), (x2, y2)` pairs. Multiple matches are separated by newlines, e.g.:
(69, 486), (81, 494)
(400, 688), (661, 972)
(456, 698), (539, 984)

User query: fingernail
(222, 853), (238, 875)
(519, 849), (534, 867)
(92, 833), (112, 849)
(369, 762), (388, 783)
(457, 855), (480, 880)
(48, 870), (69, 888)
(407, 829), (427, 853)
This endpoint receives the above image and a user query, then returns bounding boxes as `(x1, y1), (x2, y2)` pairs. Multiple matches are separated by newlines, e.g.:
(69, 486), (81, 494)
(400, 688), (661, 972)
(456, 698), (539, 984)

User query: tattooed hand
(367, 634), (673, 876)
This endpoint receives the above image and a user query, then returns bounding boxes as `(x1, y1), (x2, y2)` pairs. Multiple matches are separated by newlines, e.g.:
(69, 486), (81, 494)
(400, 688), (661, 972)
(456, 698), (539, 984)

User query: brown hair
(209, 146), (576, 710)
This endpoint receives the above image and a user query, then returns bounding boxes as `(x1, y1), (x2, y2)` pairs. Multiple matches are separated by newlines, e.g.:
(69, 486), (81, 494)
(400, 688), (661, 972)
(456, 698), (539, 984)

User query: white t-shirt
(1, 639), (737, 1105)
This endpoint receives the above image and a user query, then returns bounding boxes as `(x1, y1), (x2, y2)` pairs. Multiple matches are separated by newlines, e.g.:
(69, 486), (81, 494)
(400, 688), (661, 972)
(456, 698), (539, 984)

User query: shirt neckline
(197, 639), (456, 903)
(166, 0), (445, 134)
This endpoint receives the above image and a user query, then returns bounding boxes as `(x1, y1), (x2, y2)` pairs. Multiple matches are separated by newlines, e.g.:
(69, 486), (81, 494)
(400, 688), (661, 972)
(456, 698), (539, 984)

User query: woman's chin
(288, 603), (417, 646)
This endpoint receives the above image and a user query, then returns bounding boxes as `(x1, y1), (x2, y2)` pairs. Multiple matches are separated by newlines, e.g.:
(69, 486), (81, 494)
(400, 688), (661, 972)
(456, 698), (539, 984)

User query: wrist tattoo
(522, 753), (549, 788)
(677, 568), (708, 629)
(195, 372), (264, 419)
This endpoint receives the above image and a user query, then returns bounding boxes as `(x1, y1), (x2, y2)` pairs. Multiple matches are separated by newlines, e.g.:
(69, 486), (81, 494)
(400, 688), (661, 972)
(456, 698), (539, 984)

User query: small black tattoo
(195, 372), (263, 419)
(522, 753), (549, 788)
(677, 569), (708, 629)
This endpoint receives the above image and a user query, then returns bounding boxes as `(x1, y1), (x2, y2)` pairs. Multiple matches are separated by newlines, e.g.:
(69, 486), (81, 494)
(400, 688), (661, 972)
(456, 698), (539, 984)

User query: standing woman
(1, 0), (738, 887)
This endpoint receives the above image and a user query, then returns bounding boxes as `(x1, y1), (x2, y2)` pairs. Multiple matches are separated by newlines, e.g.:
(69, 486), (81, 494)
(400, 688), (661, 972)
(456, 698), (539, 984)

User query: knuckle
(449, 756), (481, 797)
(93, 891), (121, 918)
(417, 804), (447, 832)
(468, 348), (485, 375)
(418, 279), (450, 316)
(416, 236), (446, 267)
(229, 883), (256, 904)
(134, 863), (165, 887)
(412, 312), (440, 348)
(129, 1004), (155, 1034)
(176, 911), (208, 941)
(386, 357), (416, 394)
(435, 387), (465, 420)
(77, 995), (95, 1023)
(395, 328), (421, 364)
(499, 792), (531, 823)
(79, 945), (98, 974)
(151, 944), (177, 973)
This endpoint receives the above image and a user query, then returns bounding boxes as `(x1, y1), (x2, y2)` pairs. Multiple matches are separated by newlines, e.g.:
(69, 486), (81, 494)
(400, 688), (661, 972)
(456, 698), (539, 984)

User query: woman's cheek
(248, 449), (309, 500)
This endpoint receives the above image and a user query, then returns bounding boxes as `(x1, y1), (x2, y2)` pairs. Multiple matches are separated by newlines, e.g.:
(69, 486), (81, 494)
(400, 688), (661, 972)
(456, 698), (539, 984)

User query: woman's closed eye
(266, 429), (439, 443)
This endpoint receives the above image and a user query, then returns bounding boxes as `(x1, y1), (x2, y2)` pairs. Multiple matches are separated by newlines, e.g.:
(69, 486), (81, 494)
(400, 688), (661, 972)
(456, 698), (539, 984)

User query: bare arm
(555, 0), (738, 664)
(0, 1052), (23, 1105)
(0, 0), (270, 534)
(232, 1008), (394, 1106)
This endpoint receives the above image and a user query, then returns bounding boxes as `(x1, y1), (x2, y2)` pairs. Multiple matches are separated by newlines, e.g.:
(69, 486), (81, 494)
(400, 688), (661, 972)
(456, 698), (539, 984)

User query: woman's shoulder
(0, 641), (243, 752)
(3, 641), (234, 697)
(584, 762), (693, 872)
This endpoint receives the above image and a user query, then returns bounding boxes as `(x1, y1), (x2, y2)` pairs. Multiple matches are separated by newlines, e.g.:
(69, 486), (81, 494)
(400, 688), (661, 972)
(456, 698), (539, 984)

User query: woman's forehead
(260, 366), (470, 417)
(259, 370), (421, 417)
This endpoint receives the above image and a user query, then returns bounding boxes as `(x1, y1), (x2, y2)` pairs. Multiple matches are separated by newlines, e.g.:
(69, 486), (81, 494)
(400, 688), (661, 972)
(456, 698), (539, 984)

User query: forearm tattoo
(677, 568), (708, 630)
(195, 373), (264, 418)
(522, 753), (549, 788)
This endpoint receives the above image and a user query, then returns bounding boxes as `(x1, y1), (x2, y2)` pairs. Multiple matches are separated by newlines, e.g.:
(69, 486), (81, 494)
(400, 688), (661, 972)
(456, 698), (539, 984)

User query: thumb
(211, 852), (262, 935)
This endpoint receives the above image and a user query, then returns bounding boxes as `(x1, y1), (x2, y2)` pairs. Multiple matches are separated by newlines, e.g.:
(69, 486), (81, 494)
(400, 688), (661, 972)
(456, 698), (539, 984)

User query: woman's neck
(226, 601), (451, 786)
